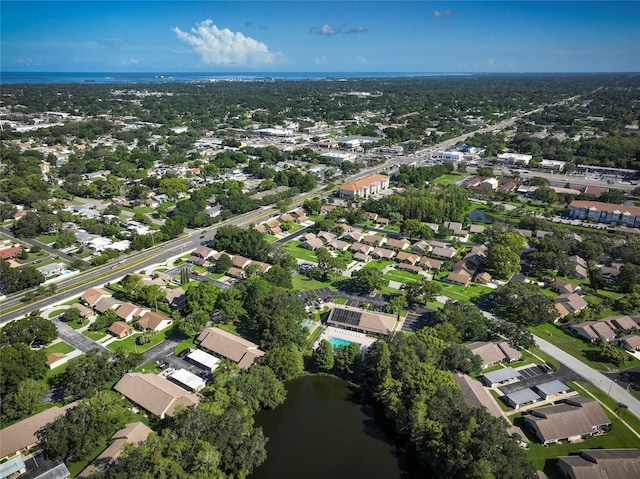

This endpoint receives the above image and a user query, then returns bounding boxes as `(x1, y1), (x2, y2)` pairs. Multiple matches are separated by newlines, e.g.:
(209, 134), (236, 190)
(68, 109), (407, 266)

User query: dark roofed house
(524, 397), (610, 445)
(327, 305), (396, 336)
(557, 449), (640, 479)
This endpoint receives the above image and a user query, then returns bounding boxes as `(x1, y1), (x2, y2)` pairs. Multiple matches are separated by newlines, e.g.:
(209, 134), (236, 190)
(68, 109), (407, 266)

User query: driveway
(51, 316), (107, 353)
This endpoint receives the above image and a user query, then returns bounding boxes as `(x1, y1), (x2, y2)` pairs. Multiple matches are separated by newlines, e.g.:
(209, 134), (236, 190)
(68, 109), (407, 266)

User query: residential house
(317, 231), (337, 243)
(327, 238), (350, 251)
(80, 287), (111, 307)
(385, 237), (410, 251)
(300, 236), (324, 250)
(468, 341), (513, 369)
(419, 257), (443, 272)
(614, 335), (640, 352)
(108, 322), (135, 339)
(475, 272), (493, 285)
(411, 240), (431, 255)
(327, 305), (396, 335)
(363, 234), (386, 247)
(0, 402), (78, 460)
(555, 293), (589, 318)
(197, 327), (265, 369)
(396, 251), (421, 265)
(116, 303), (145, 322)
(372, 247), (396, 260)
(604, 315), (637, 332)
(231, 255), (252, 269)
(94, 296), (122, 315)
(446, 269), (471, 287)
(353, 252), (371, 263)
(136, 311), (172, 332)
(398, 263), (422, 274)
(431, 246), (457, 259)
(557, 449), (640, 479)
(553, 278), (582, 295)
(350, 243), (373, 255)
(192, 245), (214, 260)
(523, 397), (610, 445)
(77, 422), (153, 478)
(68, 303), (94, 320)
(226, 267), (246, 279)
(468, 224), (485, 235)
(376, 217), (390, 227)
(342, 230), (365, 243)
(0, 246), (22, 260)
(46, 353), (68, 369)
(113, 373), (200, 419)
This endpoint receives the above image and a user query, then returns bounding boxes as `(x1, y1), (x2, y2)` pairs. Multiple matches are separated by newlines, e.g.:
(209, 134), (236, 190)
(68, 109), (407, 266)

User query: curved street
(534, 335), (640, 419)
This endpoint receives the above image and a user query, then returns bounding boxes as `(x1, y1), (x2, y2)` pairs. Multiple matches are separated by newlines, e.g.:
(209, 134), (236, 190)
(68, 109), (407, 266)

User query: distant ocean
(0, 71), (470, 85)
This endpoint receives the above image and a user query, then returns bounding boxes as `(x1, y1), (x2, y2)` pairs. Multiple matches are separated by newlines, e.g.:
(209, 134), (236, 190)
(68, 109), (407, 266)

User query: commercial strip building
(338, 174), (389, 199)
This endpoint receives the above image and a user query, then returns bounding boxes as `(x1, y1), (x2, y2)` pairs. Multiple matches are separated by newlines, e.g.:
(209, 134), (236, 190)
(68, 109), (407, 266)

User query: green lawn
(489, 390), (511, 412)
(43, 341), (75, 355)
(363, 260), (395, 271)
(133, 206), (155, 214)
(35, 234), (58, 244)
(530, 323), (640, 371)
(291, 274), (335, 292)
(107, 328), (172, 353)
(48, 309), (66, 318)
(14, 250), (49, 264)
(134, 362), (161, 374)
(334, 298), (348, 305)
(263, 235), (279, 244)
(439, 282), (491, 304)
(383, 269), (423, 284)
(433, 173), (466, 186)
(84, 330), (107, 341)
(283, 241), (318, 262)
(174, 337), (197, 355)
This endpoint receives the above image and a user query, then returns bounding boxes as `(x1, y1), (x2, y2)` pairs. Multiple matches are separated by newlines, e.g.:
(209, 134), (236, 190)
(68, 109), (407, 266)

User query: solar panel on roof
(332, 308), (362, 326)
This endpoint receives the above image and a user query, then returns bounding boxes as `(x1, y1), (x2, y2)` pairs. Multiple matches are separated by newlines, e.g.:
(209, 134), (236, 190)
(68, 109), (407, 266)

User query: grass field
(34, 234), (58, 245)
(283, 241), (318, 262)
(433, 173), (466, 186)
(43, 341), (75, 355)
(363, 260), (395, 271)
(107, 328), (172, 353)
(84, 330), (106, 341)
(291, 274), (335, 292)
(530, 323), (640, 371)
(383, 269), (423, 284)
(14, 250), (49, 264)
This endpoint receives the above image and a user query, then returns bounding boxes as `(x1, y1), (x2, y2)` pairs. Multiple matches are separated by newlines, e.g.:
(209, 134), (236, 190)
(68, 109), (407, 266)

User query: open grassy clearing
(530, 323), (640, 371)
(383, 269), (423, 284)
(283, 241), (318, 262)
(107, 328), (172, 353)
(291, 274), (336, 292)
(43, 341), (75, 355)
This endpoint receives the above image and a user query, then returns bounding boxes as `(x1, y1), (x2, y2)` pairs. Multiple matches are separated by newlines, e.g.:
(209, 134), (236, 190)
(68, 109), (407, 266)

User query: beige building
(338, 174), (389, 199)
(197, 327), (265, 369)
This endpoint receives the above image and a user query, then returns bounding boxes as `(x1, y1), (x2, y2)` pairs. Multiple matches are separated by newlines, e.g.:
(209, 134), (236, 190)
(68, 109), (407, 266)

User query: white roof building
(168, 368), (206, 392)
(187, 349), (221, 372)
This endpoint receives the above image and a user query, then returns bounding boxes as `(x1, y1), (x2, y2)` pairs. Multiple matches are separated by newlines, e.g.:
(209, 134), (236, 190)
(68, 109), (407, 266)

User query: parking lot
(401, 310), (436, 333)
(498, 363), (582, 395)
(297, 288), (388, 311)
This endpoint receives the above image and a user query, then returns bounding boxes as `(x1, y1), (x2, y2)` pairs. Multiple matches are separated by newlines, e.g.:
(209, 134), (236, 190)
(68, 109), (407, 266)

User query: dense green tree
(260, 344), (304, 380)
(312, 339), (334, 371)
(486, 242), (522, 279)
(351, 267), (388, 293)
(232, 365), (287, 412)
(333, 342), (363, 378)
(402, 279), (442, 306)
(1, 378), (48, 422)
(0, 260), (45, 294)
(0, 316), (57, 347)
(617, 264), (639, 293)
(493, 282), (557, 325)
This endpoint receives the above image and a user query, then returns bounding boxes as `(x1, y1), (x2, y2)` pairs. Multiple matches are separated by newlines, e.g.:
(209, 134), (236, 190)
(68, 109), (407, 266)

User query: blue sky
(2, 1), (639, 73)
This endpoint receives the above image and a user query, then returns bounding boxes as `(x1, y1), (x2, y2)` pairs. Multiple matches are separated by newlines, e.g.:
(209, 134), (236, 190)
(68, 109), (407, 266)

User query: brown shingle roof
(81, 287), (110, 306)
(114, 373), (199, 418)
(197, 327), (264, 368)
(525, 397), (610, 444)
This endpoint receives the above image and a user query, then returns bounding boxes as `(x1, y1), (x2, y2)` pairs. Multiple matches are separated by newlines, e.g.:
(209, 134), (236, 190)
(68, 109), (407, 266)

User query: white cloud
(309, 24), (341, 35)
(346, 26), (368, 34)
(433, 10), (457, 19)
(315, 56), (328, 65)
(173, 20), (282, 66)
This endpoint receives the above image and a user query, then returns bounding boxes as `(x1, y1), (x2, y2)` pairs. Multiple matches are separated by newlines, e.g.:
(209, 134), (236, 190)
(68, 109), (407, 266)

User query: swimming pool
(328, 337), (353, 348)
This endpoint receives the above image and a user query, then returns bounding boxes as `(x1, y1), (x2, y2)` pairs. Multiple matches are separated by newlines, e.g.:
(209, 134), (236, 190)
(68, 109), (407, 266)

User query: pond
(468, 208), (492, 223)
(251, 375), (425, 479)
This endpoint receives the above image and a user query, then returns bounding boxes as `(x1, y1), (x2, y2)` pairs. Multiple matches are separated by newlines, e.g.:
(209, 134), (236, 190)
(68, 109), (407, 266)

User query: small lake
(251, 375), (424, 479)
(468, 208), (492, 223)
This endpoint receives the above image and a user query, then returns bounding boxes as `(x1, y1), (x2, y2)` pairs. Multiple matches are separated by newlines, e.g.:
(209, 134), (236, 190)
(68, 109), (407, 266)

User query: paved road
(534, 335), (640, 419)
(0, 226), (91, 269)
(51, 315), (107, 352)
